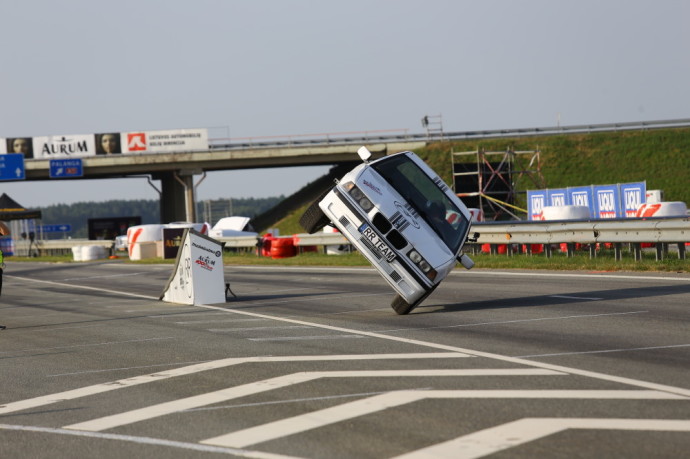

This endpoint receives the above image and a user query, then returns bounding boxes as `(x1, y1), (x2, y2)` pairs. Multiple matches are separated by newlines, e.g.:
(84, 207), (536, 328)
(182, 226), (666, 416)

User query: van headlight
(344, 182), (374, 212)
(408, 249), (437, 281)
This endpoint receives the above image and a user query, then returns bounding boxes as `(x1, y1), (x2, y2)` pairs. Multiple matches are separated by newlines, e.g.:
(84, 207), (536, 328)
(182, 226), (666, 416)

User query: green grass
(9, 248), (686, 272)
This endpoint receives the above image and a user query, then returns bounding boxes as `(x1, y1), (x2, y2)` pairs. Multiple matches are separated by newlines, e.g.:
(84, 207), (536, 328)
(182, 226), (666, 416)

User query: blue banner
(547, 188), (568, 207)
(567, 186), (595, 218)
(619, 182), (646, 218)
(593, 185), (621, 219)
(527, 190), (547, 220)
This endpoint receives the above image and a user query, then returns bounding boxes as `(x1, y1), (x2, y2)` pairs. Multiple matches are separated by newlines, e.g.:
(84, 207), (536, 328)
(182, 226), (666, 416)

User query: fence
(19, 217), (689, 262)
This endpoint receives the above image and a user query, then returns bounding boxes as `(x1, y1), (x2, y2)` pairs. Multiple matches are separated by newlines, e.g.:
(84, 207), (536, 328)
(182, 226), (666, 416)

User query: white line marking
(452, 270), (690, 282)
(200, 390), (684, 448)
(551, 295), (603, 300)
(377, 311), (648, 333)
(153, 312), (231, 318)
(222, 265), (690, 283)
(0, 337), (174, 355)
(0, 353), (467, 415)
(209, 326), (312, 332)
(31, 324), (110, 333)
(517, 343), (690, 358)
(248, 335), (366, 341)
(13, 267), (690, 398)
(9, 268), (690, 414)
(193, 303), (690, 398)
(393, 418), (690, 459)
(175, 318), (268, 324)
(0, 423), (298, 459)
(63, 272), (148, 281)
(6, 275), (159, 300)
(65, 369), (560, 432)
(48, 360), (213, 377)
(181, 389), (432, 413)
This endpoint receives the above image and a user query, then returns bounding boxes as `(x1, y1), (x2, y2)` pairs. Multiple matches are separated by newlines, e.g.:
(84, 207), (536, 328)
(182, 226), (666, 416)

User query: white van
(300, 147), (475, 314)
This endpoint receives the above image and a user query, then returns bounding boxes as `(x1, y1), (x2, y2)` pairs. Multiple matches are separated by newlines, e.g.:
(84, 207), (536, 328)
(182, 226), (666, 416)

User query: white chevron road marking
(0, 352), (467, 415)
(393, 417), (690, 458)
(200, 389), (685, 448)
(65, 369), (559, 432)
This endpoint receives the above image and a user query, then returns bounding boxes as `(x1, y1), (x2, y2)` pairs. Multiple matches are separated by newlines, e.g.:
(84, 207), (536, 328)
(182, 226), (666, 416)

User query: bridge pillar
(158, 171), (197, 223)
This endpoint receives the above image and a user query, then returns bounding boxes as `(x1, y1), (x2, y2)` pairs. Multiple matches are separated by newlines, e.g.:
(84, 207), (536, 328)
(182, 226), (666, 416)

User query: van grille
(390, 270), (402, 282)
(359, 236), (382, 260)
(338, 216), (351, 229)
(386, 229), (406, 250)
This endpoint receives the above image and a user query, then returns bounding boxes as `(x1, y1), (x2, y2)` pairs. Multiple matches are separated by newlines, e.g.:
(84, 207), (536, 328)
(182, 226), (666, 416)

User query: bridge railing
(208, 118), (690, 150)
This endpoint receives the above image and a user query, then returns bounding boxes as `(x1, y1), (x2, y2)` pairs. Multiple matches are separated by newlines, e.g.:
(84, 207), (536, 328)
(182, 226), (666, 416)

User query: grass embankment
(416, 127), (690, 211)
(267, 127), (690, 235)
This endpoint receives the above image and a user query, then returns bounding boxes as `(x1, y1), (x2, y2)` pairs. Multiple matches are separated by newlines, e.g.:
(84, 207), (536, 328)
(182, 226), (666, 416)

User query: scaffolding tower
(452, 148), (544, 220)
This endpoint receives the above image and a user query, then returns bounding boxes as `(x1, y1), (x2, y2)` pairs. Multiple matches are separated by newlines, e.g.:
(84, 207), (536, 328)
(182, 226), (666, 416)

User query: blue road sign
(50, 158), (83, 178)
(0, 153), (26, 181)
(40, 224), (72, 233)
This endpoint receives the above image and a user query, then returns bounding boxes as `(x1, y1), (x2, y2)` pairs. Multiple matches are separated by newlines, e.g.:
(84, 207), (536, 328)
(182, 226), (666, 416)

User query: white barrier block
(160, 229), (226, 305)
(542, 205), (590, 221)
(636, 202), (688, 218)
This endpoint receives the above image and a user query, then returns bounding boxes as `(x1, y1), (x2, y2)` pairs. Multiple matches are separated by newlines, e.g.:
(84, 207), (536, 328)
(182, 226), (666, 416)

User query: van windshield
(372, 154), (470, 253)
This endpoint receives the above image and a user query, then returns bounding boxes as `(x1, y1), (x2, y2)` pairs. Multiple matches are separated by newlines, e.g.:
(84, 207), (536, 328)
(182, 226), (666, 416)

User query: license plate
(359, 223), (396, 262)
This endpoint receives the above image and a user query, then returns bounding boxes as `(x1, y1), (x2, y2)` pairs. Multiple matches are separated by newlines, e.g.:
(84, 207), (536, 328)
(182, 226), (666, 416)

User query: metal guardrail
(26, 217), (689, 262)
(471, 217), (689, 261)
(209, 118), (690, 150)
(12, 239), (115, 257)
(218, 217), (689, 261)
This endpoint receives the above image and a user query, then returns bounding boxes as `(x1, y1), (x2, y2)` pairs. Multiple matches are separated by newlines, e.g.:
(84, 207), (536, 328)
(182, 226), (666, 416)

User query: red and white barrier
(635, 202), (687, 218)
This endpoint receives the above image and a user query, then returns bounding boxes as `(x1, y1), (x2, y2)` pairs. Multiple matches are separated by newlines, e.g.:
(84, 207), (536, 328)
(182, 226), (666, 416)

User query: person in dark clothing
(0, 220), (9, 330)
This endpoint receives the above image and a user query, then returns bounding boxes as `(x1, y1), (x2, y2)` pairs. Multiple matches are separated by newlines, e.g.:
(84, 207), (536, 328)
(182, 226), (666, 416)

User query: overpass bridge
(23, 140), (426, 223)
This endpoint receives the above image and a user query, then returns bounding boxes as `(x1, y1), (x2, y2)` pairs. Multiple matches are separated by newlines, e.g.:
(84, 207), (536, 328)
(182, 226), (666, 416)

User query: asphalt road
(1, 261), (689, 458)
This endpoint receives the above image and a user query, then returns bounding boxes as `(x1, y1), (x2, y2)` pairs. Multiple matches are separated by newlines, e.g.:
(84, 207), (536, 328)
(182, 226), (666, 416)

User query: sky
(1, 0), (689, 209)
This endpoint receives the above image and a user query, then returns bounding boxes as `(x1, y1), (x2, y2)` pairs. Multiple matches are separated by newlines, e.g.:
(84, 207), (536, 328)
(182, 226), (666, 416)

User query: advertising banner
(3, 127), (208, 159)
(620, 181), (646, 217)
(593, 184), (621, 218)
(160, 229), (226, 305)
(32, 134), (96, 159)
(547, 188), (568, 207)
(163, 227), (186, 259)
(123, 128), (208, 154)
(2, 137), (34, 158)
(527, 190), (547, 220)
(567, 186), (594, 218)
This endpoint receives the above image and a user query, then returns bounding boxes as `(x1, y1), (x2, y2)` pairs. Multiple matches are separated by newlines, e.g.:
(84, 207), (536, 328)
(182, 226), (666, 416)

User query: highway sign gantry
(49, 158), (84, 178)
(0, 153), (26, 181)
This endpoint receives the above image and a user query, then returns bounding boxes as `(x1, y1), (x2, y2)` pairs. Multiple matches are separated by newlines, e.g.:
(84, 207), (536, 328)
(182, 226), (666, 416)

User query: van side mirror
(357, 146), (372, 163)
(458, 253), (475, 270)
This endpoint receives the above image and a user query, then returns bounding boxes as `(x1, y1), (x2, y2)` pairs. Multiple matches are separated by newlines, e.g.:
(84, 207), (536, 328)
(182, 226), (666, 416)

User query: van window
(372, 155), (469, 252)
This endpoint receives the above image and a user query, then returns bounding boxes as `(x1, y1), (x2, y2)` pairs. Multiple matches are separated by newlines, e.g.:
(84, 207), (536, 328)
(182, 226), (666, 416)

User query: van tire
(391, 283), (439, 315)
(299, 190), (331, 234)
(391, 294), (415, 315)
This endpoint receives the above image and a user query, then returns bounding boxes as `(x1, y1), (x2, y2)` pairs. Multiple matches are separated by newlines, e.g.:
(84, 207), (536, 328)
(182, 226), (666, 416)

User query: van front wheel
(299, 191), (331, 234)
(391, 284), (439, 315)
(391, 294), (415, 315)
